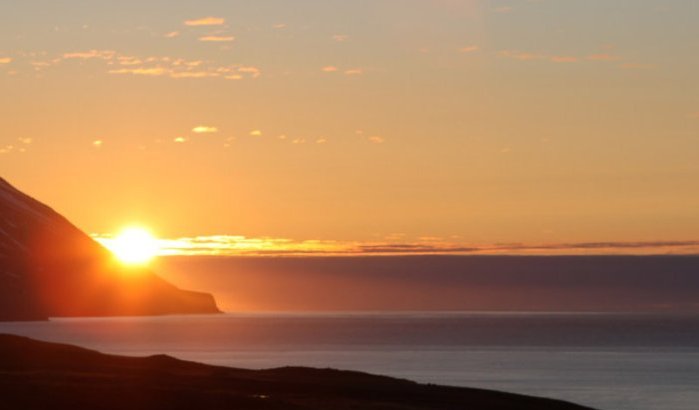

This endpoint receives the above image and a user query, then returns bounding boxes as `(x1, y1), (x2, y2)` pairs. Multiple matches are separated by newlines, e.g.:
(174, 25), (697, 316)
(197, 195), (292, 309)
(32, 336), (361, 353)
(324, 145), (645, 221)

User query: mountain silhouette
(0, 177), (219, 321)
(0, 334), (596, 410)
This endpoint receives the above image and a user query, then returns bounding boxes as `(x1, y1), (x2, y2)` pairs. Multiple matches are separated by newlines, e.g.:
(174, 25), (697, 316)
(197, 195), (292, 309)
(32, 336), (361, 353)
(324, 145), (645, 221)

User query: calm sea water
(1, 312), (698, 410)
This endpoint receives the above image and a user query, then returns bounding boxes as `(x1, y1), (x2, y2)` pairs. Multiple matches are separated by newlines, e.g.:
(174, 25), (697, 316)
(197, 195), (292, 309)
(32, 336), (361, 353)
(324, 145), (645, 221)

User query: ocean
(1, 312), (697, 410)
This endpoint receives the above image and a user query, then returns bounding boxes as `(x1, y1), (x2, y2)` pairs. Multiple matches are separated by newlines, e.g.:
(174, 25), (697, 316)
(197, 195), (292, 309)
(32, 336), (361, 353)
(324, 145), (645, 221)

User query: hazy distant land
(157, 255), (699, 312)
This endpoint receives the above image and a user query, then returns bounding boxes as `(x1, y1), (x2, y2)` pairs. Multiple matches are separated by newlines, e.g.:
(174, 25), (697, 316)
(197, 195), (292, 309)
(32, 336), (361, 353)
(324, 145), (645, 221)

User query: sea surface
(1, 312), (698, 410)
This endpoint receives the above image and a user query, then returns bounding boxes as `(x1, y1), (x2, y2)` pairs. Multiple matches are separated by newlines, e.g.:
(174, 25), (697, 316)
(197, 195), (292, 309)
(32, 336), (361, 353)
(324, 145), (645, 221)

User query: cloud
(173, 137), (187, 143)
(322, 66), (338, 72)
(20, 48), (262, 82)
(501, 49), (631, 65)
(18, 137), (32, 144)
(31, 61), (53, 69)
(332, 34), (349, 42)
(108, 67), (167, 76)
(192, 126), (218, 133)
(249, 130), (262, 136)
(499, 50), (543, 61)
(368, 136), (385, 144)
(174, 59), (203, 67)
(63, 50), (116, 60)
(184, 17), (225, 26)
(199, 35), (235, 42)
(459, 45), (480, 53)
(273, 23), (287, 29)
(550, 56), (578, 63)
(344, 68), (363, 76)
(164, 31), (180, 38)
(0, 57), (12, 64)
(238, 66), (261, 78)
(170, 71), (219, 78)
(92, 234), (699, 257)
(92, 140), (103, 147)
(587, 53), (621, 61)
(316, 138), (327, 144)
(117, 56), (143, 66)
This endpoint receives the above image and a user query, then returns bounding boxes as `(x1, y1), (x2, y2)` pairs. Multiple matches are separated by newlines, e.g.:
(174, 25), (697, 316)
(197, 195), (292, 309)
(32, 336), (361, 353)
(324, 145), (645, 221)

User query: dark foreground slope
(0, 177), (219, 320)
(0, 334), (596, 410)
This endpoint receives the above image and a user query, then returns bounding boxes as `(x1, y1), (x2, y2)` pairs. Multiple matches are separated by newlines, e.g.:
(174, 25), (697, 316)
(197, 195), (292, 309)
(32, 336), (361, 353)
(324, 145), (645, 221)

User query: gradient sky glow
(2, 1), (698, 253)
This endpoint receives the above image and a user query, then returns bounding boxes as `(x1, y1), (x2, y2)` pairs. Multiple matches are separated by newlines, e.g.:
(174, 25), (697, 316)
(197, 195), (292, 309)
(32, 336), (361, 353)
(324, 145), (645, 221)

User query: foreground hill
(0, 334), (596, 410)
(0, 177), (219, 321)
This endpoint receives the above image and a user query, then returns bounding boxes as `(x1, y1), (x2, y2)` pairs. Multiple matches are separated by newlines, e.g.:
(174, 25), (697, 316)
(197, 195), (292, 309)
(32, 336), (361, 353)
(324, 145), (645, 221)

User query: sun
(108, 226), (159, 265)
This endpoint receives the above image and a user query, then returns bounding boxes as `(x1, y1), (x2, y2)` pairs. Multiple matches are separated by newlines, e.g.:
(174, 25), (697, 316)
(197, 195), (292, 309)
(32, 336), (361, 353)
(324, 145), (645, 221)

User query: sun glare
(109, 227), (159, 265)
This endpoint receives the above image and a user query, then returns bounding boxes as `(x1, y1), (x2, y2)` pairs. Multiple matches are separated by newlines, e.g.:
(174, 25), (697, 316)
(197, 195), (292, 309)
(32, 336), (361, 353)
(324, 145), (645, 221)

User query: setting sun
(107, 227), (159, 265)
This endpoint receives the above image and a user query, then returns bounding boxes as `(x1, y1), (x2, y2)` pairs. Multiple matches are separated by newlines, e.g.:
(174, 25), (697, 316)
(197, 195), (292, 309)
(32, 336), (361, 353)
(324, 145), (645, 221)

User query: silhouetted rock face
(0, 334), (597, 410)
(0, 177), (220, 321)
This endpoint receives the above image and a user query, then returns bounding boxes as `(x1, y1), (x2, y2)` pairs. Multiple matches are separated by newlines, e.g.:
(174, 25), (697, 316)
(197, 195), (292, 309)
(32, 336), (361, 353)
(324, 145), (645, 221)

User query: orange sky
(1, 1), (698, 255)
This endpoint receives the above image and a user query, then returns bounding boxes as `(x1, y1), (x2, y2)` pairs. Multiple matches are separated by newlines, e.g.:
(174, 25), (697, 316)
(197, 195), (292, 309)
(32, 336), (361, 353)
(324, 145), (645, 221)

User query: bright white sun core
(107, 226), (159, 265)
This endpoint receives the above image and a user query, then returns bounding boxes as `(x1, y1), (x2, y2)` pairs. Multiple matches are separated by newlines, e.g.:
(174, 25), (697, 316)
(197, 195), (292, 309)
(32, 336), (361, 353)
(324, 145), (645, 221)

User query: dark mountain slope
(0, 334), (597, 410)
(0, 177), (219, 320)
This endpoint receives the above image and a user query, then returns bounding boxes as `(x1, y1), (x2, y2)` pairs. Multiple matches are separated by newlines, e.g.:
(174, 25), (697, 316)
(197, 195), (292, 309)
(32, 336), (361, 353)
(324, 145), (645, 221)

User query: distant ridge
(0, 333), (597, 410)
(0, 177), (220, 321)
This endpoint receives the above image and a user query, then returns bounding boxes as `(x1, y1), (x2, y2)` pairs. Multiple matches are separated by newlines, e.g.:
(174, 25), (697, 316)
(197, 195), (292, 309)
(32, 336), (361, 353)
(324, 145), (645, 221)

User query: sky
(1, 0), (698, 255)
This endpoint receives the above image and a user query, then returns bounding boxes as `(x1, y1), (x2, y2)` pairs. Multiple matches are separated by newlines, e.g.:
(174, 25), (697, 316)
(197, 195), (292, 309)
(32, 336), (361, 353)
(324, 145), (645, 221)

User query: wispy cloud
(199, 35), (235, 42)
(368, 136), (385, 144)
(63, 50), (116, 60)
(550, 56), (578, 63)
(332, 34), (349, 42)
(108, 67), (167, 76)
(344, 68), (364, 76)
(184, 17), (225, 26)
(11, 49), (261, 82)
(170, 71), (219, 78)
(164, 31), (180, 38)
(500, 50), (613, 64)
(249, 130), (262, 136)
(459, 45), (480, 53)
(500, 47), (638, 68)
(499, 50), (543, 61)
(192, 125), (218, 133)
(92, 234), (699, 257)
(321, 66), (338, 72)
(238, 65), (261, 78)
(117, 56), (143, 66)
(587, 53), (621, 61)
